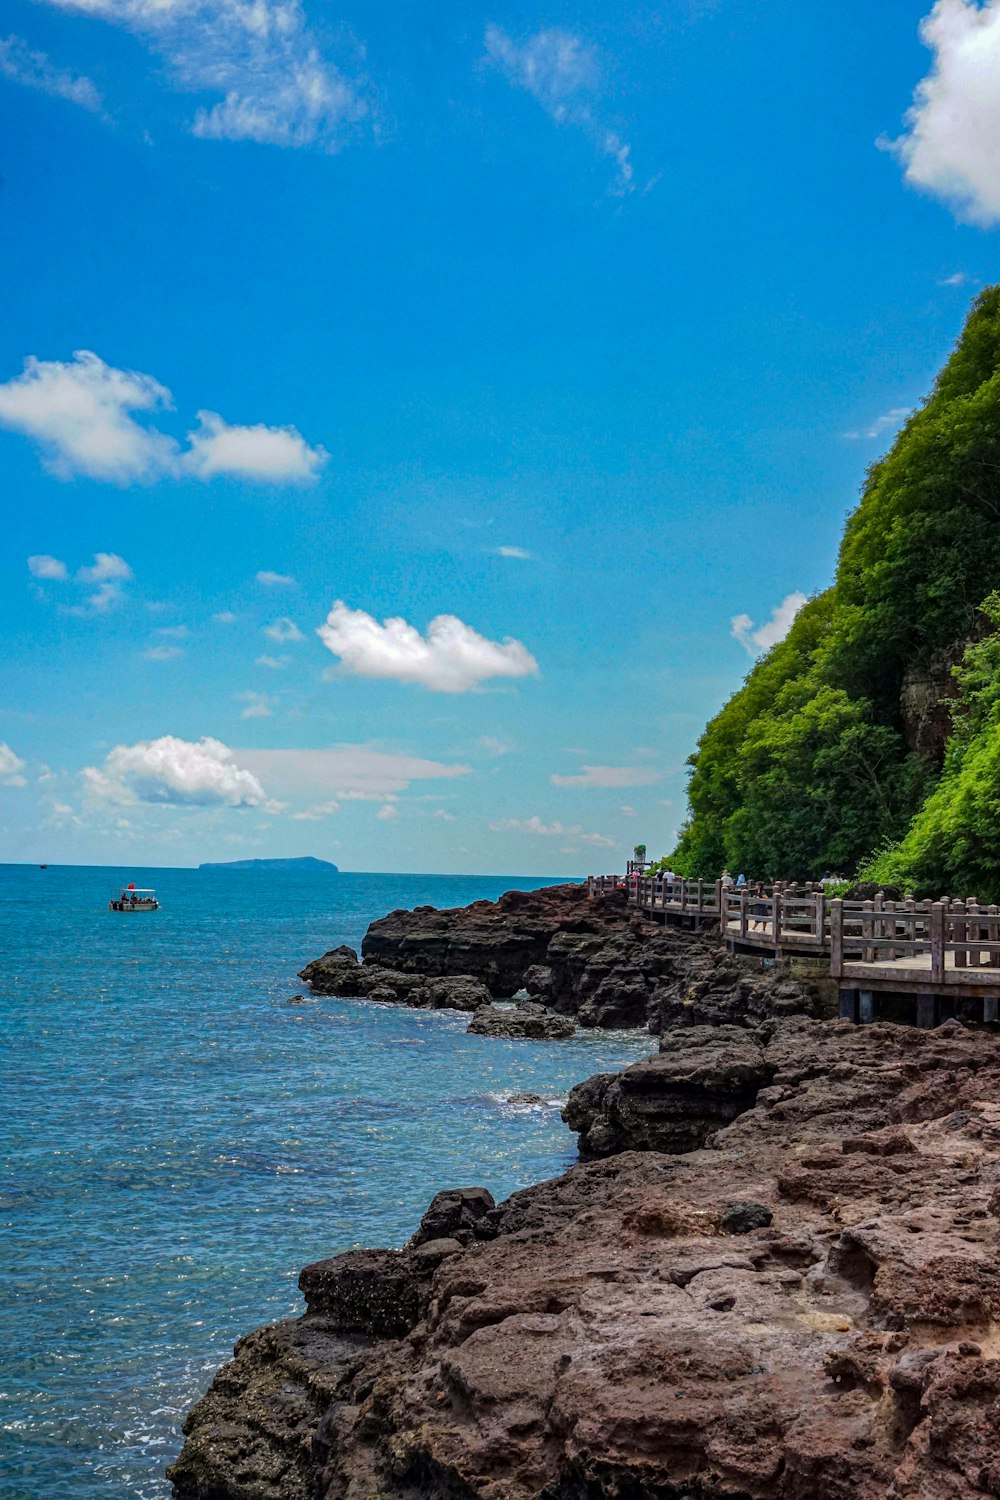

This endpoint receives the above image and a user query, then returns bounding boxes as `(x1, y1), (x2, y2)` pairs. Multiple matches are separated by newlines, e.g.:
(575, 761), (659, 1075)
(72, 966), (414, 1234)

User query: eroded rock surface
(467, 1002), (577, 1039)
(300, 884), (825, 1031)
(170, 1017), (1000, 1500)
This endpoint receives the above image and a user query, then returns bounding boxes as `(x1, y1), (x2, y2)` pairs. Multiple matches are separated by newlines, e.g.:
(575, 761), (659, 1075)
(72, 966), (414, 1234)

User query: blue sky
(1, 0), (999, 873)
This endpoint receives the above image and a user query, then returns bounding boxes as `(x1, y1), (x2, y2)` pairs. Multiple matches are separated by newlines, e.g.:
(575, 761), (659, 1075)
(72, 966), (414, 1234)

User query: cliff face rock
(301, 884), (825, 1031)
(170, 1017), (1000, 1500)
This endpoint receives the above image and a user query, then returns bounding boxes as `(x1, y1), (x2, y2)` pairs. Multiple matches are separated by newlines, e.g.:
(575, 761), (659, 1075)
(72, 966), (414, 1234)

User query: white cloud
(619, 805), (638, 817)
(144, 643), (185, 661)
(843, 407), (912, 441)
(236, 746), (471, 803)
(550, 765), (661, 789)
(490, 815), (613, 846)
(731, 591), (807, 656)
(939, 270), (971, 285)
(256, 570), (297, 587)
(36, 0), (368, 152)
(290, 799), (340, 821)
(186, 414), (325, 482)
(0, 349), (325, 485)
(82, 734), (275, 808)
(27, 553), (68, 581)
(885, 0), (1000, 225)
(239, 691), (273, 718)
(484, 25), (635, 195)
(434, 808), (456, 821)
(0, 34), (103, 113)
(0, 743), (28, 786)
(212, 610), (237, 623)
(77, 551), (133, 584)
(317, 601), (539, 693)
(255, 654), (288, 669)
(496, 545), (533, 559)
(157, 624), (188, 639)
(0, 351), (178, 482)
(263, 616), (304, 643)
(376, 803), (398, 821)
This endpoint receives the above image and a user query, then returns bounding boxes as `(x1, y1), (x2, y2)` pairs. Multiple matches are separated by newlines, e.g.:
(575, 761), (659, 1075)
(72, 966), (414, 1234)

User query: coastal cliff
(169, 1011), (1000, 1500)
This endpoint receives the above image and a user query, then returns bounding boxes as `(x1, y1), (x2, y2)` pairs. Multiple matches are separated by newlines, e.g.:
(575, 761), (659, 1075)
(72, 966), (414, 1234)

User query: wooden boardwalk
(587, 873), (1000, 1027)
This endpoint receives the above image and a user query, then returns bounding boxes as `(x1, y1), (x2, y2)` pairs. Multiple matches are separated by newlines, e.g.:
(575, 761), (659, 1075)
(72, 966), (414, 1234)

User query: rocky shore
(169, 884), (1000, 1499)
(298, 882), (828, 1032)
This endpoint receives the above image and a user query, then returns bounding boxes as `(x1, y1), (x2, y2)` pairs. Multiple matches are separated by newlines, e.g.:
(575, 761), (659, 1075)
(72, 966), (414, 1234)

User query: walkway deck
(587, 873), (1000, 1026)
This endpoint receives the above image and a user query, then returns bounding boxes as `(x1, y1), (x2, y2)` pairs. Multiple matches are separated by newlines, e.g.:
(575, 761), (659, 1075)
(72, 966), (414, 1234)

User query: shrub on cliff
(673, 287), (1000, 885)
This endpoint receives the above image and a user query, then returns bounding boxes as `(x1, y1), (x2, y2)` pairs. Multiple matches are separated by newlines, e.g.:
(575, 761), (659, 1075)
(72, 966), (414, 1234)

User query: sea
(0, 863), (653, 1500)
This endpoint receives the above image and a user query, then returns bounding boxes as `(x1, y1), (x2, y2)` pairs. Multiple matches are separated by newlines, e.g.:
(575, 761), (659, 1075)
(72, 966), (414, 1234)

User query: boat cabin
(109, 886), (159, 912)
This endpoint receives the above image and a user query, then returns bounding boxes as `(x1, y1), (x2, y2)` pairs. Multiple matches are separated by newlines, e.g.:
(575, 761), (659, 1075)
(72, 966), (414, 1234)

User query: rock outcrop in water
(169, 1014), (1000, 1500)
(300, 883), (827, 1031)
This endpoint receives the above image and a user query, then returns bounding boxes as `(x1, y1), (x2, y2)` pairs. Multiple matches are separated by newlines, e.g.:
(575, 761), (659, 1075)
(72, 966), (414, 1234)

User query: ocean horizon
(0, 863), (652, 1500)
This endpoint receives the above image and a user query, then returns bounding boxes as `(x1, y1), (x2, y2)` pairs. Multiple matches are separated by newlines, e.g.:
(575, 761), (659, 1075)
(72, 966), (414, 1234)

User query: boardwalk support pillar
(859, 990), (874, 1024)
(917, 994), (937, 1030)
(839, 988), (858, 1022)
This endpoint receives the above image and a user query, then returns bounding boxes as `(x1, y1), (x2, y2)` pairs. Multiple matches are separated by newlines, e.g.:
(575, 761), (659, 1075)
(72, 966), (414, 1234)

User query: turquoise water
(0, 864), (651, 1500)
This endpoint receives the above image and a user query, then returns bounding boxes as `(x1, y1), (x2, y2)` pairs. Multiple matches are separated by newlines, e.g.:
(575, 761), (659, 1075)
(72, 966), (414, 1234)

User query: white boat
(109, 885), (159, 912)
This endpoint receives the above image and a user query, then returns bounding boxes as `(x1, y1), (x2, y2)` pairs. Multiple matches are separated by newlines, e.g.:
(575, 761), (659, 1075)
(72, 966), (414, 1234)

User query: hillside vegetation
(671, 287), (1000, 898)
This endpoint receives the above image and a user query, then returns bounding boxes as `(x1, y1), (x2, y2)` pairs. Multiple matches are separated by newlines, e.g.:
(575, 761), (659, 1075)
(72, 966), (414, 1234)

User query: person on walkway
(720, 869), (734, 890)
(735, 873), (747, 890)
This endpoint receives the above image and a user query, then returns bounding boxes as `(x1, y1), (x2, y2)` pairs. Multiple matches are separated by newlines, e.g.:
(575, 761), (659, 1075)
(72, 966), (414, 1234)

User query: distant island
(198, 857), (339, 873)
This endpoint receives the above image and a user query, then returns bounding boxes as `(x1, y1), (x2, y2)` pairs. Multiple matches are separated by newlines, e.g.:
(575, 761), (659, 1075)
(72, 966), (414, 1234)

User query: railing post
(697, 878), (704, 914)
(930, 902), (946, 986)
(954, 899), (968, 969)
(861, 900), (874, 964)
(830, 899), (844, 980)
(739, 888), (748, 941)
(815, 891), (826, 948)
(714, 879), (723, 919)
(772, 890), (783, 951)
(990, 905), (1000, 969)
(679, 878), (687, 914)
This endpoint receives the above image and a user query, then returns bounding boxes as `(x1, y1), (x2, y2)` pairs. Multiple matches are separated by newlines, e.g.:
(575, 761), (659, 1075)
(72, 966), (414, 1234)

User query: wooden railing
(831, 897), (1000, 982)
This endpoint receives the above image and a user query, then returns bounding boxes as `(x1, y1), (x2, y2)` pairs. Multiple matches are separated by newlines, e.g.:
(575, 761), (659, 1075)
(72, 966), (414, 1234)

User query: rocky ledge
(170, 1015), (1000, 1500)
(300, 883), (829, 1030)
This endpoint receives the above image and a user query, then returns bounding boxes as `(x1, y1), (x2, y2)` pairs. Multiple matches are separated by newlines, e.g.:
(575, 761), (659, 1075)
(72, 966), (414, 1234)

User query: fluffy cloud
(490, 815), (613, 846)
(236, 746), (471, 803)
(484, 25), (634, 195)
(263, 617), (304, 643)
(36, 0), (368, 152)
(844, 407), (912, 441)
(82, 735), (275, 808)
(496, 545), (533, 559)
(27, 553), (68, 580)
(0, 34), (103, 113)
(144, 643), (185, 661)
(550, 765), (661, 789)
(376, 803), (398, 821)
(0, 743), (28, 786)
(77, 551), (133, 584)
(886, 0), (1000, 224)
(317, 601), (539, 693)
(0, 350), (325, 485)
(186, 414), (325, 482)
(731, 592), (807, 656)
(0, 350), (178, 482)
(256, 570), (297, 586)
